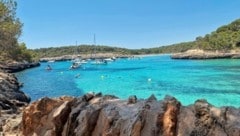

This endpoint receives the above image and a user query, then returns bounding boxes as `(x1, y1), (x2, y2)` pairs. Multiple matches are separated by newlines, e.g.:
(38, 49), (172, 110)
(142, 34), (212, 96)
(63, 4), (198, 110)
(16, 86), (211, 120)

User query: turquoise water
(16, 55), (240, 107)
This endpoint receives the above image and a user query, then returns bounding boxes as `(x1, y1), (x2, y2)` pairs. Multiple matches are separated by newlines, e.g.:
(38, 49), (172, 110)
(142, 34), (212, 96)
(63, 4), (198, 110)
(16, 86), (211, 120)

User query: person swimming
(46, 65), (52, 70)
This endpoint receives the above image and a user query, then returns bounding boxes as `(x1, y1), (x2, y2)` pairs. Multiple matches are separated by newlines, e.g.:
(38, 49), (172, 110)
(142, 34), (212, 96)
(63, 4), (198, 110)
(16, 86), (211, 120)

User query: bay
(16, 55), (240, 107)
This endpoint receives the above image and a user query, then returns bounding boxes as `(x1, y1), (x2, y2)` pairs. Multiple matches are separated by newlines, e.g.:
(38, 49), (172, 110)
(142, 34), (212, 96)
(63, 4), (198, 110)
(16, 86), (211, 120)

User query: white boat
(69, 62), (81, 69)
(104, 58), (114, 62)
(80, 59), (88, 64)
(91, 59), (107, 65)
(71, 58), (80, 63)
(72, 58), (88, 64)
(48, 60), (55, 63)
(111, 56), (116, 61)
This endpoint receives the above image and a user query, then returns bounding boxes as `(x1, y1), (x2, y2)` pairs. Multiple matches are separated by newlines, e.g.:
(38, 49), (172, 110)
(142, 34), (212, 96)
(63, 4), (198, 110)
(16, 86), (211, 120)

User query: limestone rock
(20, 94), (240, 136)
(0, 110), (23, 136)
(22, 96), (74, 136)
(128, 95), (137, 104)
(147, 94), (157, 102)
(171, 49), (240, 59)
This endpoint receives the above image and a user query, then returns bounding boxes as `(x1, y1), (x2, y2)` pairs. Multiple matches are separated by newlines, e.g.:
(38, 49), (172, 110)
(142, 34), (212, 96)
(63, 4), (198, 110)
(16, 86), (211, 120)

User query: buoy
(148, 78), (152, 82)
(101, 75), (104, 79)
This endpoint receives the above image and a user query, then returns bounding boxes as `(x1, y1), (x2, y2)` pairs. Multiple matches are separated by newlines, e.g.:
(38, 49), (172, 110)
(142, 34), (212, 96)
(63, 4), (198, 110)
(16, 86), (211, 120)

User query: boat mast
(75, 40), (78, 58)
(93, 34), (96, 58)
(94, 34), (96, 45)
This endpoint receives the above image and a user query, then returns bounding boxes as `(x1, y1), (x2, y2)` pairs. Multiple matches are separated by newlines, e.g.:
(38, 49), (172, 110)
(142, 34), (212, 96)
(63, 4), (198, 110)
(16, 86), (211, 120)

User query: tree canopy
(34, 45), (132, 58)
(0, 0), (34, 62)
(195, 19), (240, 51)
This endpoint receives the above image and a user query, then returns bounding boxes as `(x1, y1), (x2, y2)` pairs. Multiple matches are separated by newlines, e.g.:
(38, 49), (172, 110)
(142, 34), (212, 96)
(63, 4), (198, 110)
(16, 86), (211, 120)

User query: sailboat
(91, 59), (108, 65)
(91, 34), (108, 65)
(69, 41), (82, 69)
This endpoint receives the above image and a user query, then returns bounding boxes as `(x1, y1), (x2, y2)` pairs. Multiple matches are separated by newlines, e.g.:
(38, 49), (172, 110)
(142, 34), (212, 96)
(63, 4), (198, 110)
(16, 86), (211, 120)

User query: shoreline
(171, 49), (240, 59)
(39, 53), (131, 62)
(134, 53), (170, 57)
(39, 53), (172, 62)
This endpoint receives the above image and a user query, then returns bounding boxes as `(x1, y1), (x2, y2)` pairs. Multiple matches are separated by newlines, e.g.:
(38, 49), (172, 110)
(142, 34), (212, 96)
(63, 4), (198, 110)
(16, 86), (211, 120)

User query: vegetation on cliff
(143, 18), (240, 53)
(0, 0), (35, 62)
(194, 19), (240, 51)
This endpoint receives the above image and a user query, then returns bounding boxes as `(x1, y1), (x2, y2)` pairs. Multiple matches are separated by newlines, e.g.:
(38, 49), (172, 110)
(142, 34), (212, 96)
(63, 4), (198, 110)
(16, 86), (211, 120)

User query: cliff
(18, 93), (240, 136)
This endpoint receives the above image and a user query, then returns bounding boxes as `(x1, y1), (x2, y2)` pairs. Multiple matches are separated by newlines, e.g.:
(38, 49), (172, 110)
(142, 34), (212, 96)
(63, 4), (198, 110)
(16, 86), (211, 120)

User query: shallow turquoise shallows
(16, 55), (240, 107)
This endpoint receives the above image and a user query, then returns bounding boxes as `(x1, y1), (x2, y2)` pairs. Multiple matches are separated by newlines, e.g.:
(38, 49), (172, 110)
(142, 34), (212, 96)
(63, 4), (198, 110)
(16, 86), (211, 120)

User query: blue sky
(17, 0), (240, 49)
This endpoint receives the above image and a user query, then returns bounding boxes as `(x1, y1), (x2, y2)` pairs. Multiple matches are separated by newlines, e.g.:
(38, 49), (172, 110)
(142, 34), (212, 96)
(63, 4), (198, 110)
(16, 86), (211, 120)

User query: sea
(15, 55), (240, 107)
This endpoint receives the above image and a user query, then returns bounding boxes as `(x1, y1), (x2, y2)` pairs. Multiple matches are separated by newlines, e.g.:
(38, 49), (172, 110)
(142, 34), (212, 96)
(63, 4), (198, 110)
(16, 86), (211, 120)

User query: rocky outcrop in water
(0, 61), (40, 73)
(171, 49), (240, 59)
(21, 93), (240, 136)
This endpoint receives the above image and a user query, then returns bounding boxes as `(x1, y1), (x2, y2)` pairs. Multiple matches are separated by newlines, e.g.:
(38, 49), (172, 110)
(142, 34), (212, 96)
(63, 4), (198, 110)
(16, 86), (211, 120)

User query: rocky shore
(0, 72), (30, 136)
(40, 53), (131, 62)
(0, 61), (40, 135)
(171, 49), (240, 59)
(0, 61), (40, 73)
(1, 92), (239, 135)
(0, 61), (40, 110)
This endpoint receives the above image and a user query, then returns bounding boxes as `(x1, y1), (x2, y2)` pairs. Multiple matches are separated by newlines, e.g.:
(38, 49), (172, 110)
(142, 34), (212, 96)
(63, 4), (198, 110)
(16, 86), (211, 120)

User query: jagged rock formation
(22, 93), (240, 136)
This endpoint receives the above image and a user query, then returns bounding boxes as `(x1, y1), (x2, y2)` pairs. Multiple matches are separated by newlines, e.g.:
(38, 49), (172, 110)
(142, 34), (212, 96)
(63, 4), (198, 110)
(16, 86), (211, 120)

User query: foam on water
(16, 55), (240, 107)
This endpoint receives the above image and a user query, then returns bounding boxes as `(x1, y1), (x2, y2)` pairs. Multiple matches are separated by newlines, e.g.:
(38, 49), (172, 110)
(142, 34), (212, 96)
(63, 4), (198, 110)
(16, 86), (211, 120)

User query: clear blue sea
(16, 55), (240, 107)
